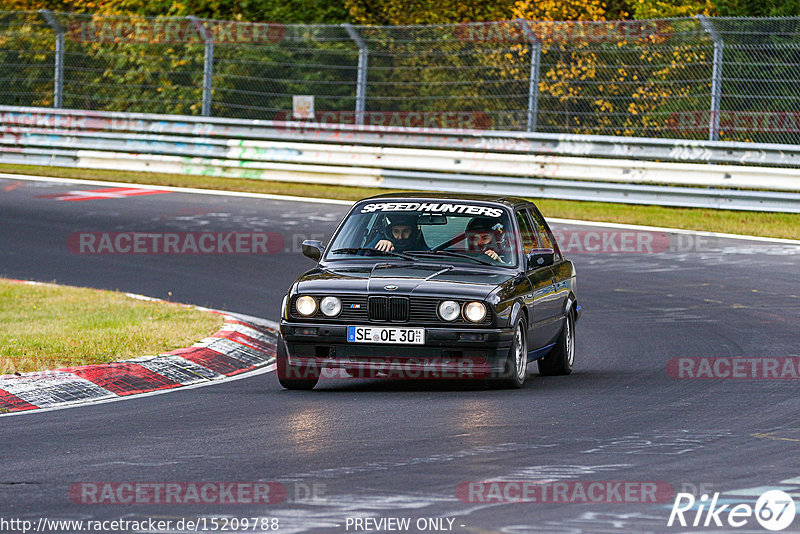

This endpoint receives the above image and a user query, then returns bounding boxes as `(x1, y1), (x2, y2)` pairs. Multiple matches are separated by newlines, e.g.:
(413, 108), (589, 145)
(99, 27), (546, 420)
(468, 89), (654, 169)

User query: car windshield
(325, 201), (518, 267)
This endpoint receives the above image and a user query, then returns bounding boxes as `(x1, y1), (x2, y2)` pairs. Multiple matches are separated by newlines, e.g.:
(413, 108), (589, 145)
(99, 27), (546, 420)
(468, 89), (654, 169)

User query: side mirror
(302, 240), (325, 261)
(526, 248), (554, 269)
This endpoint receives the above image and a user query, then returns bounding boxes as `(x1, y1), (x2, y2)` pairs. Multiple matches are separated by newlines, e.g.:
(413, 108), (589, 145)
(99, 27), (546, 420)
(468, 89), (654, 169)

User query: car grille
(408, 297), (443, 323)
(368, 296), (409, 322)
(408, 297), (492, 325)
(291, 295), (491, 325)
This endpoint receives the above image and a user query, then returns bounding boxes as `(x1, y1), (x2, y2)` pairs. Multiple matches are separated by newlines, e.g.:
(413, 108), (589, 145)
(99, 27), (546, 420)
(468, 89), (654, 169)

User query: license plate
(347, 326), (425, 344)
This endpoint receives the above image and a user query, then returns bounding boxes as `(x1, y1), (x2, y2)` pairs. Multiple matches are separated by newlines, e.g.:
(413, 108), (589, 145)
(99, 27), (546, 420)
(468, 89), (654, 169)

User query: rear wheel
(276, 336), (319, 390)
(538, 309), (575, 376)
(487, 317), (528, 389)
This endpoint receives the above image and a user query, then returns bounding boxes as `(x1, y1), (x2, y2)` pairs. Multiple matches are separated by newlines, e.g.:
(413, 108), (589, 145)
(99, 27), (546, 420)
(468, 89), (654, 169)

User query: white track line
(3, 171), (797, 244)
(0, 172), (352, 205)
(547, 217), (800, 245)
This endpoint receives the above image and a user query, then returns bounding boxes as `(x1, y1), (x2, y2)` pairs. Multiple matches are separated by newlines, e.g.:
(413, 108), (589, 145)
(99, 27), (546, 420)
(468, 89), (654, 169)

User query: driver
(465, 216), (507, 263)
(369, 214), (429, 253)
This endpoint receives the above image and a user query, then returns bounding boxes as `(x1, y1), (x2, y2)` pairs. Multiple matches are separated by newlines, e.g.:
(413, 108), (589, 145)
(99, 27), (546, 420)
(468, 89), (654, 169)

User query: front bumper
(280, 321), (515, 378)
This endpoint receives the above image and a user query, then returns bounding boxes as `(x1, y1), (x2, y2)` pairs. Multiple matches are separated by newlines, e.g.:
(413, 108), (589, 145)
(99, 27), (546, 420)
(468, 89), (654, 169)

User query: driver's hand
(375, 239), (395, 252)
(484, 249), (504, 262)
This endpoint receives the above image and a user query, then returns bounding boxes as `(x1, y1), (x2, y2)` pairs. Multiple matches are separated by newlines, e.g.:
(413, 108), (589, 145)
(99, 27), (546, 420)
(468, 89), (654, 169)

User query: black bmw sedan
(277, 193), (579, 390)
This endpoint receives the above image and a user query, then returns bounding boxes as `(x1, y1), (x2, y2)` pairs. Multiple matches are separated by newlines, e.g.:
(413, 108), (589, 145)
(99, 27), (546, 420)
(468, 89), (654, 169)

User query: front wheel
(487, 317), (528, 389)
(276, 336), (319, 390)
(538, 309), (575, 376)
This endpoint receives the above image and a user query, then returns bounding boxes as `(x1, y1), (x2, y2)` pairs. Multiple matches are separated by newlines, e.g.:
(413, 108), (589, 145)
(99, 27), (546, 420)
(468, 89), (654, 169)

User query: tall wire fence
(2, 11), (800, 144)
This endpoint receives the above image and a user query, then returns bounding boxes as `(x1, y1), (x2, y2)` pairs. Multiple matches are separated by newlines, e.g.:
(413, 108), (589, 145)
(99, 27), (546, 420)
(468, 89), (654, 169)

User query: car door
(515, 209), (557, 350)
(527, 207), (570, 344)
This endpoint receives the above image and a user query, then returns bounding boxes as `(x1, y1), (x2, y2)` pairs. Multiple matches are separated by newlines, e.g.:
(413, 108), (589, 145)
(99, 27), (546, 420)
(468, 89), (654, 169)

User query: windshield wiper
(330, 247), (417, 261)
(406, 250), (495, 266)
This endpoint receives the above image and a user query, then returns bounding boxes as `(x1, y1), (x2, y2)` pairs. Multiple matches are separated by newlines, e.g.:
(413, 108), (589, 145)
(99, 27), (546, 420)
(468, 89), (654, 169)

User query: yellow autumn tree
(508, 0), (709, 136)
(513, 0), (608, 21)
(482, 0), (610, 132)
(344, 0), (517, 25)
(632, 0), (715, 19)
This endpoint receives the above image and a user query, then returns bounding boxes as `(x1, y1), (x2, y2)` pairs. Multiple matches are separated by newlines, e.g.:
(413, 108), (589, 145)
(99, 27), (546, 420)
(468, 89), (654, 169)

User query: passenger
(369, 214), (429, 253)
(465, 216), (507, 263)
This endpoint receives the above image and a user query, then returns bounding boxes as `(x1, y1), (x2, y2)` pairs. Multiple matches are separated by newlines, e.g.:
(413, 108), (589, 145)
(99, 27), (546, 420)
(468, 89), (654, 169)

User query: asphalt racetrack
(1, 175), (799, 533)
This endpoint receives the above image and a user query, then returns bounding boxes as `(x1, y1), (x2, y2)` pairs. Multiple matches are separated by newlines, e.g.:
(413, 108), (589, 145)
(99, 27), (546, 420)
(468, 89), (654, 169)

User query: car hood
(295, 263), (514, 300)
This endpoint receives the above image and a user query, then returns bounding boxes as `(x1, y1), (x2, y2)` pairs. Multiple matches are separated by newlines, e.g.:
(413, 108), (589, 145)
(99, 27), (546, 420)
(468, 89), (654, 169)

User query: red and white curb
(0, 288), (277, 415)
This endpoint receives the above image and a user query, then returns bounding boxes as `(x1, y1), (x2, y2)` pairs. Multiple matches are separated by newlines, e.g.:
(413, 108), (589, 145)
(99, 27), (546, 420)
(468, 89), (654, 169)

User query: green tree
(715, 0), (800, 16)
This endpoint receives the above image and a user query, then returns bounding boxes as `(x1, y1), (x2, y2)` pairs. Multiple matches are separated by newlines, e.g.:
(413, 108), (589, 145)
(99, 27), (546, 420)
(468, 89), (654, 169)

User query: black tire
(538, 308), (575, 376)
(276, 336), (319, 390)
(487, 316), (528, 389)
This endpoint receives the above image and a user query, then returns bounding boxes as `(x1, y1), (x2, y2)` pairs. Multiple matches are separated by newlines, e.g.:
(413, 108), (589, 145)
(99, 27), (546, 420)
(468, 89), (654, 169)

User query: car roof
(362, 192), (533, 210)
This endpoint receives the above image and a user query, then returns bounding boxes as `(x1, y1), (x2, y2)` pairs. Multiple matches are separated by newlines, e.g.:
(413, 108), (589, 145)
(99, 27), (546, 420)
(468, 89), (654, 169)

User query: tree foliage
(715, 0), (800, 16)
(4, 0), (798, 142)
(6, 0), (796, 22)
(513, 0), (608, 21)
(3, 0), (348, 23)
(630, 0), (715, 19)
(343, 0), (517, 25)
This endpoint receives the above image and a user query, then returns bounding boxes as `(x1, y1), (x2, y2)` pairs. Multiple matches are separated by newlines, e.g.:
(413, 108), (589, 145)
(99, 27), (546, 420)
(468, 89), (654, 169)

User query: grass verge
(1, 163), (799, 240)
(0, 279), (223, 374)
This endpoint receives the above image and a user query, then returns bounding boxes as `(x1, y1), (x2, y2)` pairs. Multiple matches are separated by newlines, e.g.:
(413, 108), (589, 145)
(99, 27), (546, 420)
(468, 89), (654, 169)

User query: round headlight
(320, 296), (342, 317)
(295, 296), (317, 316)
(464, 301), (487, 323)
(438, 300), (460, 322)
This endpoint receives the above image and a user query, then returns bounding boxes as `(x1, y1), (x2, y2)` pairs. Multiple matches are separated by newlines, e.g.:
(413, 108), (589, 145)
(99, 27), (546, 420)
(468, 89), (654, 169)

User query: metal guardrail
(3, 106), (800, 168)
(2, 106), (800, 212)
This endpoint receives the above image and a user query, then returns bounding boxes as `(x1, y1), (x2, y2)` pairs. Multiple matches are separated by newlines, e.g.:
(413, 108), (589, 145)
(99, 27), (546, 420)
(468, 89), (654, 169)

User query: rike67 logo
(668, 490), (797, 531)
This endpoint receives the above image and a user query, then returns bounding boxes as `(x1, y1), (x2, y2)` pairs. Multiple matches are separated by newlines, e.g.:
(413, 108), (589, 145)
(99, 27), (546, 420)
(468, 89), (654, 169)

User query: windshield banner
(360, 202), (503, 218)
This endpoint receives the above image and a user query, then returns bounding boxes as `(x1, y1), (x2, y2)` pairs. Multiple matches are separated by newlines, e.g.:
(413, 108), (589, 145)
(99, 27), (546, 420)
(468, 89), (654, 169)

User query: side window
(515, 210), (539, 254)
(360, 213), (385, 247)
(527, 208), (562, 260)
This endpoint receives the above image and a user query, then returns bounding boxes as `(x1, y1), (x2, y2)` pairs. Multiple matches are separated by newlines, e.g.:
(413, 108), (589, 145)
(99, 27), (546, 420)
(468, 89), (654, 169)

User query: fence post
(342, 23), (368, 127)
(696, 15), (723, 142)
(187, 16), (214, 117)
(517, 19), (541, 132)
(39, 10), (64, 109)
